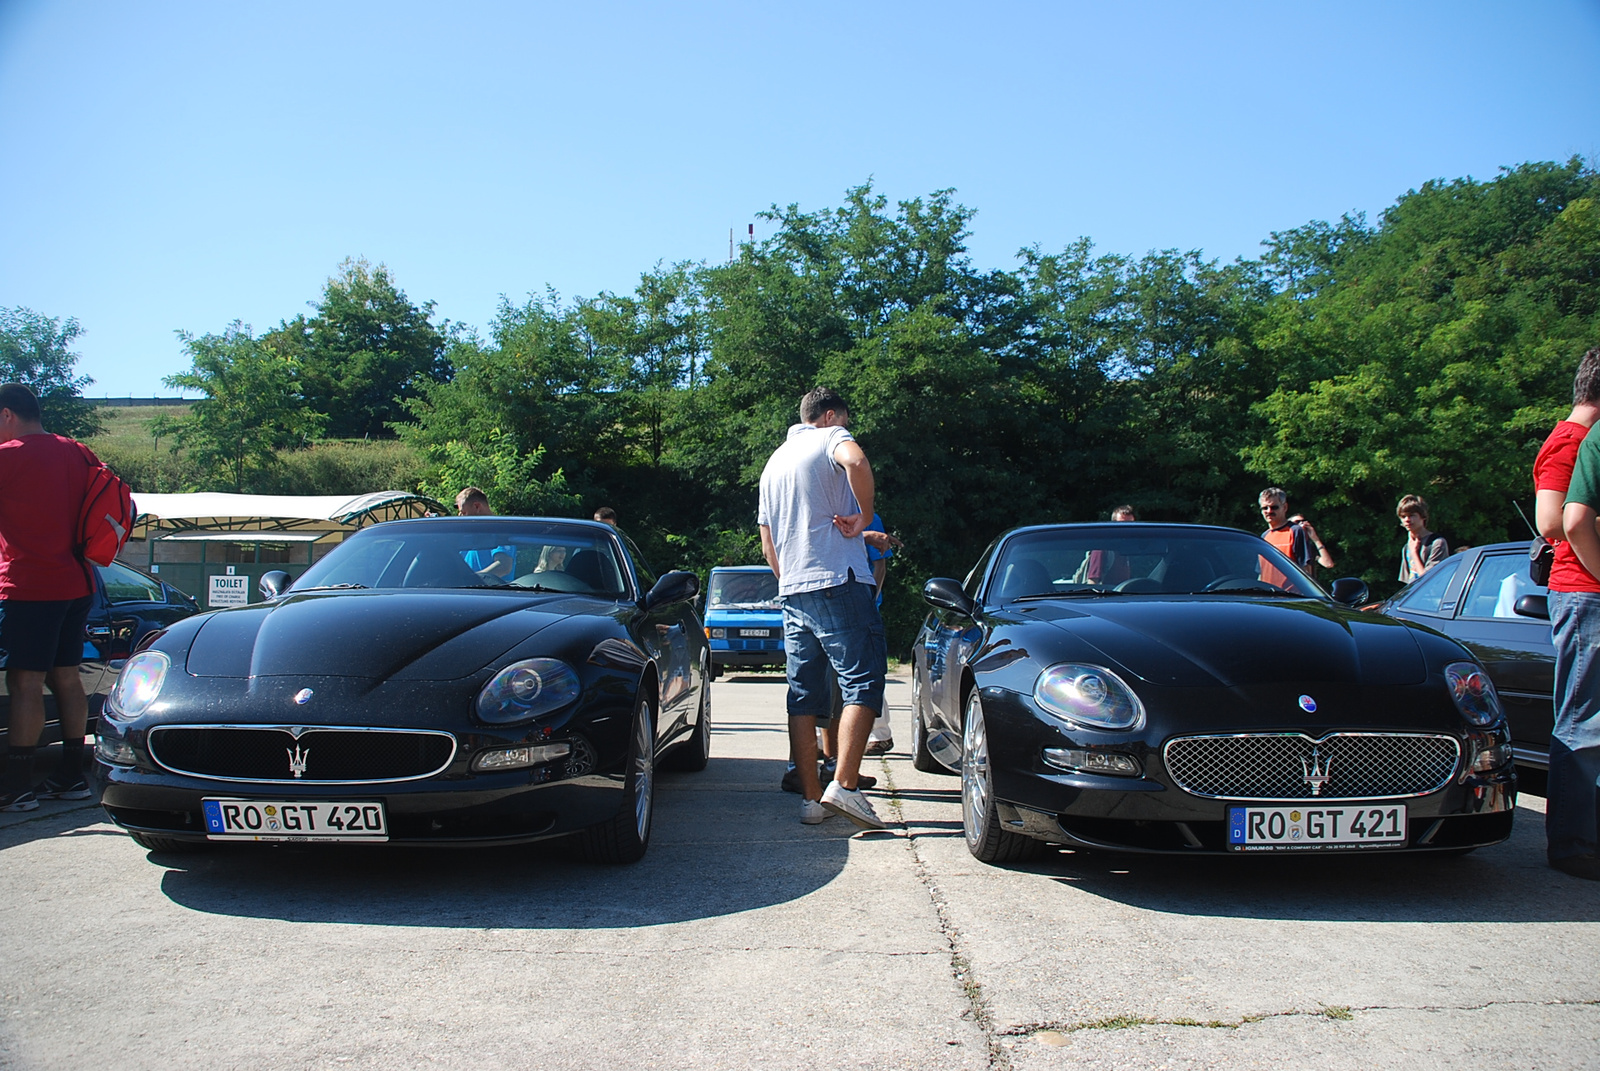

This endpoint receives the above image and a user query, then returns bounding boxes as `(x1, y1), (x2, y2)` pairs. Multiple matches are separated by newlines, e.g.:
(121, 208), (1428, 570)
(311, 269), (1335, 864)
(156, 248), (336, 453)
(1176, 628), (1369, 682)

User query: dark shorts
(0, 597), (93, 672)
(782, 578), (887, 719)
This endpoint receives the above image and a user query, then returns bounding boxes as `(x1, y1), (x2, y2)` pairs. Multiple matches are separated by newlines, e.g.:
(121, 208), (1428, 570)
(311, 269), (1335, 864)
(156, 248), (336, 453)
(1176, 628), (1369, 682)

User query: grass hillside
(86, 405), (429, 496)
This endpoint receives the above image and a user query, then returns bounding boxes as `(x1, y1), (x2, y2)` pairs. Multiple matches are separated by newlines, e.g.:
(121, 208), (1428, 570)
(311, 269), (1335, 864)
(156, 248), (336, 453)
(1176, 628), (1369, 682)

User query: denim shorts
(782, 578), (886, 719)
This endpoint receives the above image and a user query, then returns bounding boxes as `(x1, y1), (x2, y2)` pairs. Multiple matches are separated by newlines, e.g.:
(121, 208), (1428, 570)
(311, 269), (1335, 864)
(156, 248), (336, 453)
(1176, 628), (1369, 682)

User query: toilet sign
(209, 574), (250, 608)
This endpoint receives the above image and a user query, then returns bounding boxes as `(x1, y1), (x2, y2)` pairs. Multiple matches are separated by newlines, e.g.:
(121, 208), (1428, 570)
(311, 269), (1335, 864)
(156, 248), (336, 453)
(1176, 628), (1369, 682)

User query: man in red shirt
(0, 383), (97, 811)
(1535, 348), (1600, 879)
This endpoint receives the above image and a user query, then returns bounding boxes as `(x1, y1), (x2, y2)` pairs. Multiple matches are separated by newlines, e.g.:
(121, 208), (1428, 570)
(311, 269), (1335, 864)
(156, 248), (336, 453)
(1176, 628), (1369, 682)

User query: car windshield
(708, 570), (779, 609)
(293, 520), (630, 597)
(986, 526), (1325, 602)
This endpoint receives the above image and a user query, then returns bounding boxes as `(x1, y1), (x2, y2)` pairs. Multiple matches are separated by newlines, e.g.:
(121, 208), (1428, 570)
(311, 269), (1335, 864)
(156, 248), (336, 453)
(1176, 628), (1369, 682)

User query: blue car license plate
(1227, 803), (1406, 851)
(201, 798), (389, 842)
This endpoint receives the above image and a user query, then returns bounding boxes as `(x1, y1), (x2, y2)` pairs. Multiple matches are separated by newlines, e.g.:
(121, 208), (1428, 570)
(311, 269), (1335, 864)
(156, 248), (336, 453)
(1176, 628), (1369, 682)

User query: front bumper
(98, 763), (627, 846)
(977, 686), (1519, 855)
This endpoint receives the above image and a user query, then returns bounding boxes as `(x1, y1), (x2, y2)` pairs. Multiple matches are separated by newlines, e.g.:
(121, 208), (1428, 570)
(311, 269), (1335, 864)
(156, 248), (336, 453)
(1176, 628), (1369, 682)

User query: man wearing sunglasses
(1259, 487), (1335, 581)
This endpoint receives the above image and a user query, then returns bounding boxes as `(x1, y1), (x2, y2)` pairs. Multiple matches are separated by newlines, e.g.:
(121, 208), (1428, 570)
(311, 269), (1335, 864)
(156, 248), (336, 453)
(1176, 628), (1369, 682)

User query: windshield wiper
(1188, 585), (1301, 597)
(1010, 587), (1121, 600)
(294, 583), (368, 592)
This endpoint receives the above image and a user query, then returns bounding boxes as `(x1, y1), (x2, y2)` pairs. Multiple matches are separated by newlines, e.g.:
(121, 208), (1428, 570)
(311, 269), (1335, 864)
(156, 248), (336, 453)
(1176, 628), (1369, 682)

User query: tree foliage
(266, 259), (450, 440)
(0, 306), (101, 438)
(155, 323), (325, 492)
(110, 161), (1600, 649)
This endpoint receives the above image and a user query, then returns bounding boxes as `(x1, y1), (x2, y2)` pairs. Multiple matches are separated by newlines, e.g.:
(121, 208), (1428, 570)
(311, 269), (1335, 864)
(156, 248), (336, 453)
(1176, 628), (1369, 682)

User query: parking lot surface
(2, 672), (1596, 1070)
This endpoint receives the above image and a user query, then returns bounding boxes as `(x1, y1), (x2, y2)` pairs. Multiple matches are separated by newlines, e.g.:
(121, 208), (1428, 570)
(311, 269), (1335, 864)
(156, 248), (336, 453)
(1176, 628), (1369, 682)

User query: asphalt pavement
(1, 672), (1595, 1071)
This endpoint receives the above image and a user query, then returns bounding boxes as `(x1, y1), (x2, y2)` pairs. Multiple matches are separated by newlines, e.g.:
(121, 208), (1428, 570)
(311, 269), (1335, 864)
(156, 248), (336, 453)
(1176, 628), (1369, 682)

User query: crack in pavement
(1005, 997), (1600, 1039)
(880, 755), (1012, 1071)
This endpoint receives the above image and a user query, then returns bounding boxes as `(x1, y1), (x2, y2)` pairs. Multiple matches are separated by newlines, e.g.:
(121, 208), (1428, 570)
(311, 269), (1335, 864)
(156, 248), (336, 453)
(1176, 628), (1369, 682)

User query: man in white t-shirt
(758, 387), (888, 829)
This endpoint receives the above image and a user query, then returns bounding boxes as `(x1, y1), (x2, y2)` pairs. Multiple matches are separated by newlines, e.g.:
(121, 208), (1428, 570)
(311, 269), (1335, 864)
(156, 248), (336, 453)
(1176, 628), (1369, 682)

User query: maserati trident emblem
(287, 745), (310, 779)
(1301, 746), (1332, 796)
(1298, 694), (1317, 713)
(293, 688), (314, 705)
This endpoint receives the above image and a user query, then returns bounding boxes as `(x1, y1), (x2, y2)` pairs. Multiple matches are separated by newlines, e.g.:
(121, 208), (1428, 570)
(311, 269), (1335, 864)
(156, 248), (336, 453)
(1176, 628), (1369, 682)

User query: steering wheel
(511, 570), (592, 593)
(1201, 574), (1273, 592)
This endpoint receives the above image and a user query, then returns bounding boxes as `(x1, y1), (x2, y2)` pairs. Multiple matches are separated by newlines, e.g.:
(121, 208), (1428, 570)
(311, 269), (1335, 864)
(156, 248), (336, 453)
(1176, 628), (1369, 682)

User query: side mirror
(259, 571), (292, 600)
(1329, 577), (1369, 606)
(1514, 594), (1550, 620)
(923, 577), (978, 618)
(643, 570), (700, 611)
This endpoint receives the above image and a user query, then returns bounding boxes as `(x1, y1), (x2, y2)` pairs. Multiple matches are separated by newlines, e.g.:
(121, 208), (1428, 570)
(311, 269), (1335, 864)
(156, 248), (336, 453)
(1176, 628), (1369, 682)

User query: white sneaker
(821, 780), (886, 830)
(800, 799), (827, 825)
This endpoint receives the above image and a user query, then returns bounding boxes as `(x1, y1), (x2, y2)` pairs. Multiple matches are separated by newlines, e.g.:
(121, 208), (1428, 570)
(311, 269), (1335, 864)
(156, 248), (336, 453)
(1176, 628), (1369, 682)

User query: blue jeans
(782, 578), (886, 719)
(1546, 589), (1600, 859)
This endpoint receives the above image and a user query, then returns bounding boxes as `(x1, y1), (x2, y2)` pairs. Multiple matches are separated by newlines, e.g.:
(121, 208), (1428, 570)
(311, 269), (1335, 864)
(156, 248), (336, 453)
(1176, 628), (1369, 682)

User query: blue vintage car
(704, 565), (783, 678)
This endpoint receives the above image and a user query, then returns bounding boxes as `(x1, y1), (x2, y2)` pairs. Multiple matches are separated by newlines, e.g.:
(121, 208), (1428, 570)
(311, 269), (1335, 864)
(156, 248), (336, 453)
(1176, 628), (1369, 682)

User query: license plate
(1227, 803), (1406, 851)
(738, 628), (771, 638)
(201, 798), (388, 842)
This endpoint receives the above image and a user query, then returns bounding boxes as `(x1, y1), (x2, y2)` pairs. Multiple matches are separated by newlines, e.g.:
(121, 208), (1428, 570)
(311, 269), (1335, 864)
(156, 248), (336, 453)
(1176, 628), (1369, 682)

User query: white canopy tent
(129, 491), (446, 539)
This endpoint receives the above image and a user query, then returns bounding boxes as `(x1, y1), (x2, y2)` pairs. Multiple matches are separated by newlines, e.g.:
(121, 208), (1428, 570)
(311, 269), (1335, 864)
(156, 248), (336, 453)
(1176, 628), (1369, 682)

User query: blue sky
(2, 0), (1597, 397)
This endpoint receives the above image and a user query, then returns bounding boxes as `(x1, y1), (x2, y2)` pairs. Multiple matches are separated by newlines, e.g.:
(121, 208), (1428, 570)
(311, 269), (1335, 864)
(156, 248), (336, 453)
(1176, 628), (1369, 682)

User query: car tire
(661, 663), (711, 773)
(910, 666), (944, 774)
(961, 688), (1044, 864)
(129, 832), (210, 853)
(575, 695), (655, 864)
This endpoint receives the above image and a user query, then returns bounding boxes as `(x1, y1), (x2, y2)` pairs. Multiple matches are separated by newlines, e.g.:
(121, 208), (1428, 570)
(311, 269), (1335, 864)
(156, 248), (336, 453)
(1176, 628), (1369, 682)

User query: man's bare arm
(759, 524), (780, 580)
(1537, 488), (1568, 540)
(1564, 502), (1600, 578)
(832, 439), (874, 538)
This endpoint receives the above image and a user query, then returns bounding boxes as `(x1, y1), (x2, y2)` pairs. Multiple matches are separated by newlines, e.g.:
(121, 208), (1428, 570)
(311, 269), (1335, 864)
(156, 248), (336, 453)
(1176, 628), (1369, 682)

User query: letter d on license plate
(201, 798), (389, 842)
(1227, 804), (1406, 851)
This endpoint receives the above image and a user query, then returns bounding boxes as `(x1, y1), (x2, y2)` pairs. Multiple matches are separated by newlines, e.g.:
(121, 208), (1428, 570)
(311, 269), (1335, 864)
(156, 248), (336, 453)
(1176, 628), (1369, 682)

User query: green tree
(155, 323), (325, 491)
(1243, 159), (1600, 590)
(417, 427), (580, 518)
(268, 259), (450, 440)
(0, 306), (101, 438)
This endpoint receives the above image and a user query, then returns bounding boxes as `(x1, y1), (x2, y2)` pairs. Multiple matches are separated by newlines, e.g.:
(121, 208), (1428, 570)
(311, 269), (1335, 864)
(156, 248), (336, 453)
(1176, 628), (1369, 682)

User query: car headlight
(1445, 662), (1503, 726)
(1033, 663), (1146, 731)
(476, 658), (581, 724)
(109, 651), (169, 718)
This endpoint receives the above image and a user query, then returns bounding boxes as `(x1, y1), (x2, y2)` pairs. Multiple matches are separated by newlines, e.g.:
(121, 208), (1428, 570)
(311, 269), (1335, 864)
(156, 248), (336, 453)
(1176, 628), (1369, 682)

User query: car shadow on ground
(150, 756), (854, 929)
(1006, 801), (1598, 924)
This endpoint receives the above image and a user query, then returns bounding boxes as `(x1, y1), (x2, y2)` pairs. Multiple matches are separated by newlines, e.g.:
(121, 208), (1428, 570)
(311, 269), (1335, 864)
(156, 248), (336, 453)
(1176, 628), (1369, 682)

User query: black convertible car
(910, 523), (1518, 863)
(96, 517), (710, 863)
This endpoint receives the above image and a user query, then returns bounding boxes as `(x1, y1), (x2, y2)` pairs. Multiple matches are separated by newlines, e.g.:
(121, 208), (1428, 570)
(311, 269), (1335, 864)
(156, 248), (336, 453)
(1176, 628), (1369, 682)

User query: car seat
(996, 558), (1052, 601)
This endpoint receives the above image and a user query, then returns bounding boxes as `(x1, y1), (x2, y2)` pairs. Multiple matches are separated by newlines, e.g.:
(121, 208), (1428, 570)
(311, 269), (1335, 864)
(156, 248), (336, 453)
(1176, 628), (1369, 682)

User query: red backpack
(75, 441), (135, 567)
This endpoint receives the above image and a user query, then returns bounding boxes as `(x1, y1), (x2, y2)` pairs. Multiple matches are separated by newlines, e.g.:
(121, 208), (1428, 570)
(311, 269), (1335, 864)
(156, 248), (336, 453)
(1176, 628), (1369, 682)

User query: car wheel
(129, 832), (210, 853)
(576, 695), (655, 864)
(961, 688), (1044, 864)
(910, 665), (943, 774)
(661, 660), (711, 773)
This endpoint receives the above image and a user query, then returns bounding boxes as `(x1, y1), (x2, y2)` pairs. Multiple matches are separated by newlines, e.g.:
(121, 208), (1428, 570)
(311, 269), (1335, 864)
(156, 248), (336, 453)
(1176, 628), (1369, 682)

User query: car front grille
(1162, 732), (1461, 800)
(147, 726), (457, 784)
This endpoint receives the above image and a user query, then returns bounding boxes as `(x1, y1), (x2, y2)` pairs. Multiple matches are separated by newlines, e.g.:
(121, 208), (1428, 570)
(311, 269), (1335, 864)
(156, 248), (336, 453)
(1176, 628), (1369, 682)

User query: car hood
(1018, 598), (1429, 687)
(183, 590), (592, 681)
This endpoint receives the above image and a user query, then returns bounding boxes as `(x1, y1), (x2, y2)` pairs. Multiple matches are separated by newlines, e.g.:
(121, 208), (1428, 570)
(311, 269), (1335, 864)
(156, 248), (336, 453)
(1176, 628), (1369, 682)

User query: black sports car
(0, 559), (199, 748)
(909, 523), (1518, 863)
(1372, 541), (1552, 774)
(96, 517), (710, 863)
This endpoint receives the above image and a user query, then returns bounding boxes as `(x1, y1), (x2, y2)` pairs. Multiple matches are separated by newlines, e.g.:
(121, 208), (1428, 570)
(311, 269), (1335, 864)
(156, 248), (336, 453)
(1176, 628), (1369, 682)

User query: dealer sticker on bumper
(201, 798), (389, 842)
(1227, 804), (1406, 851)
